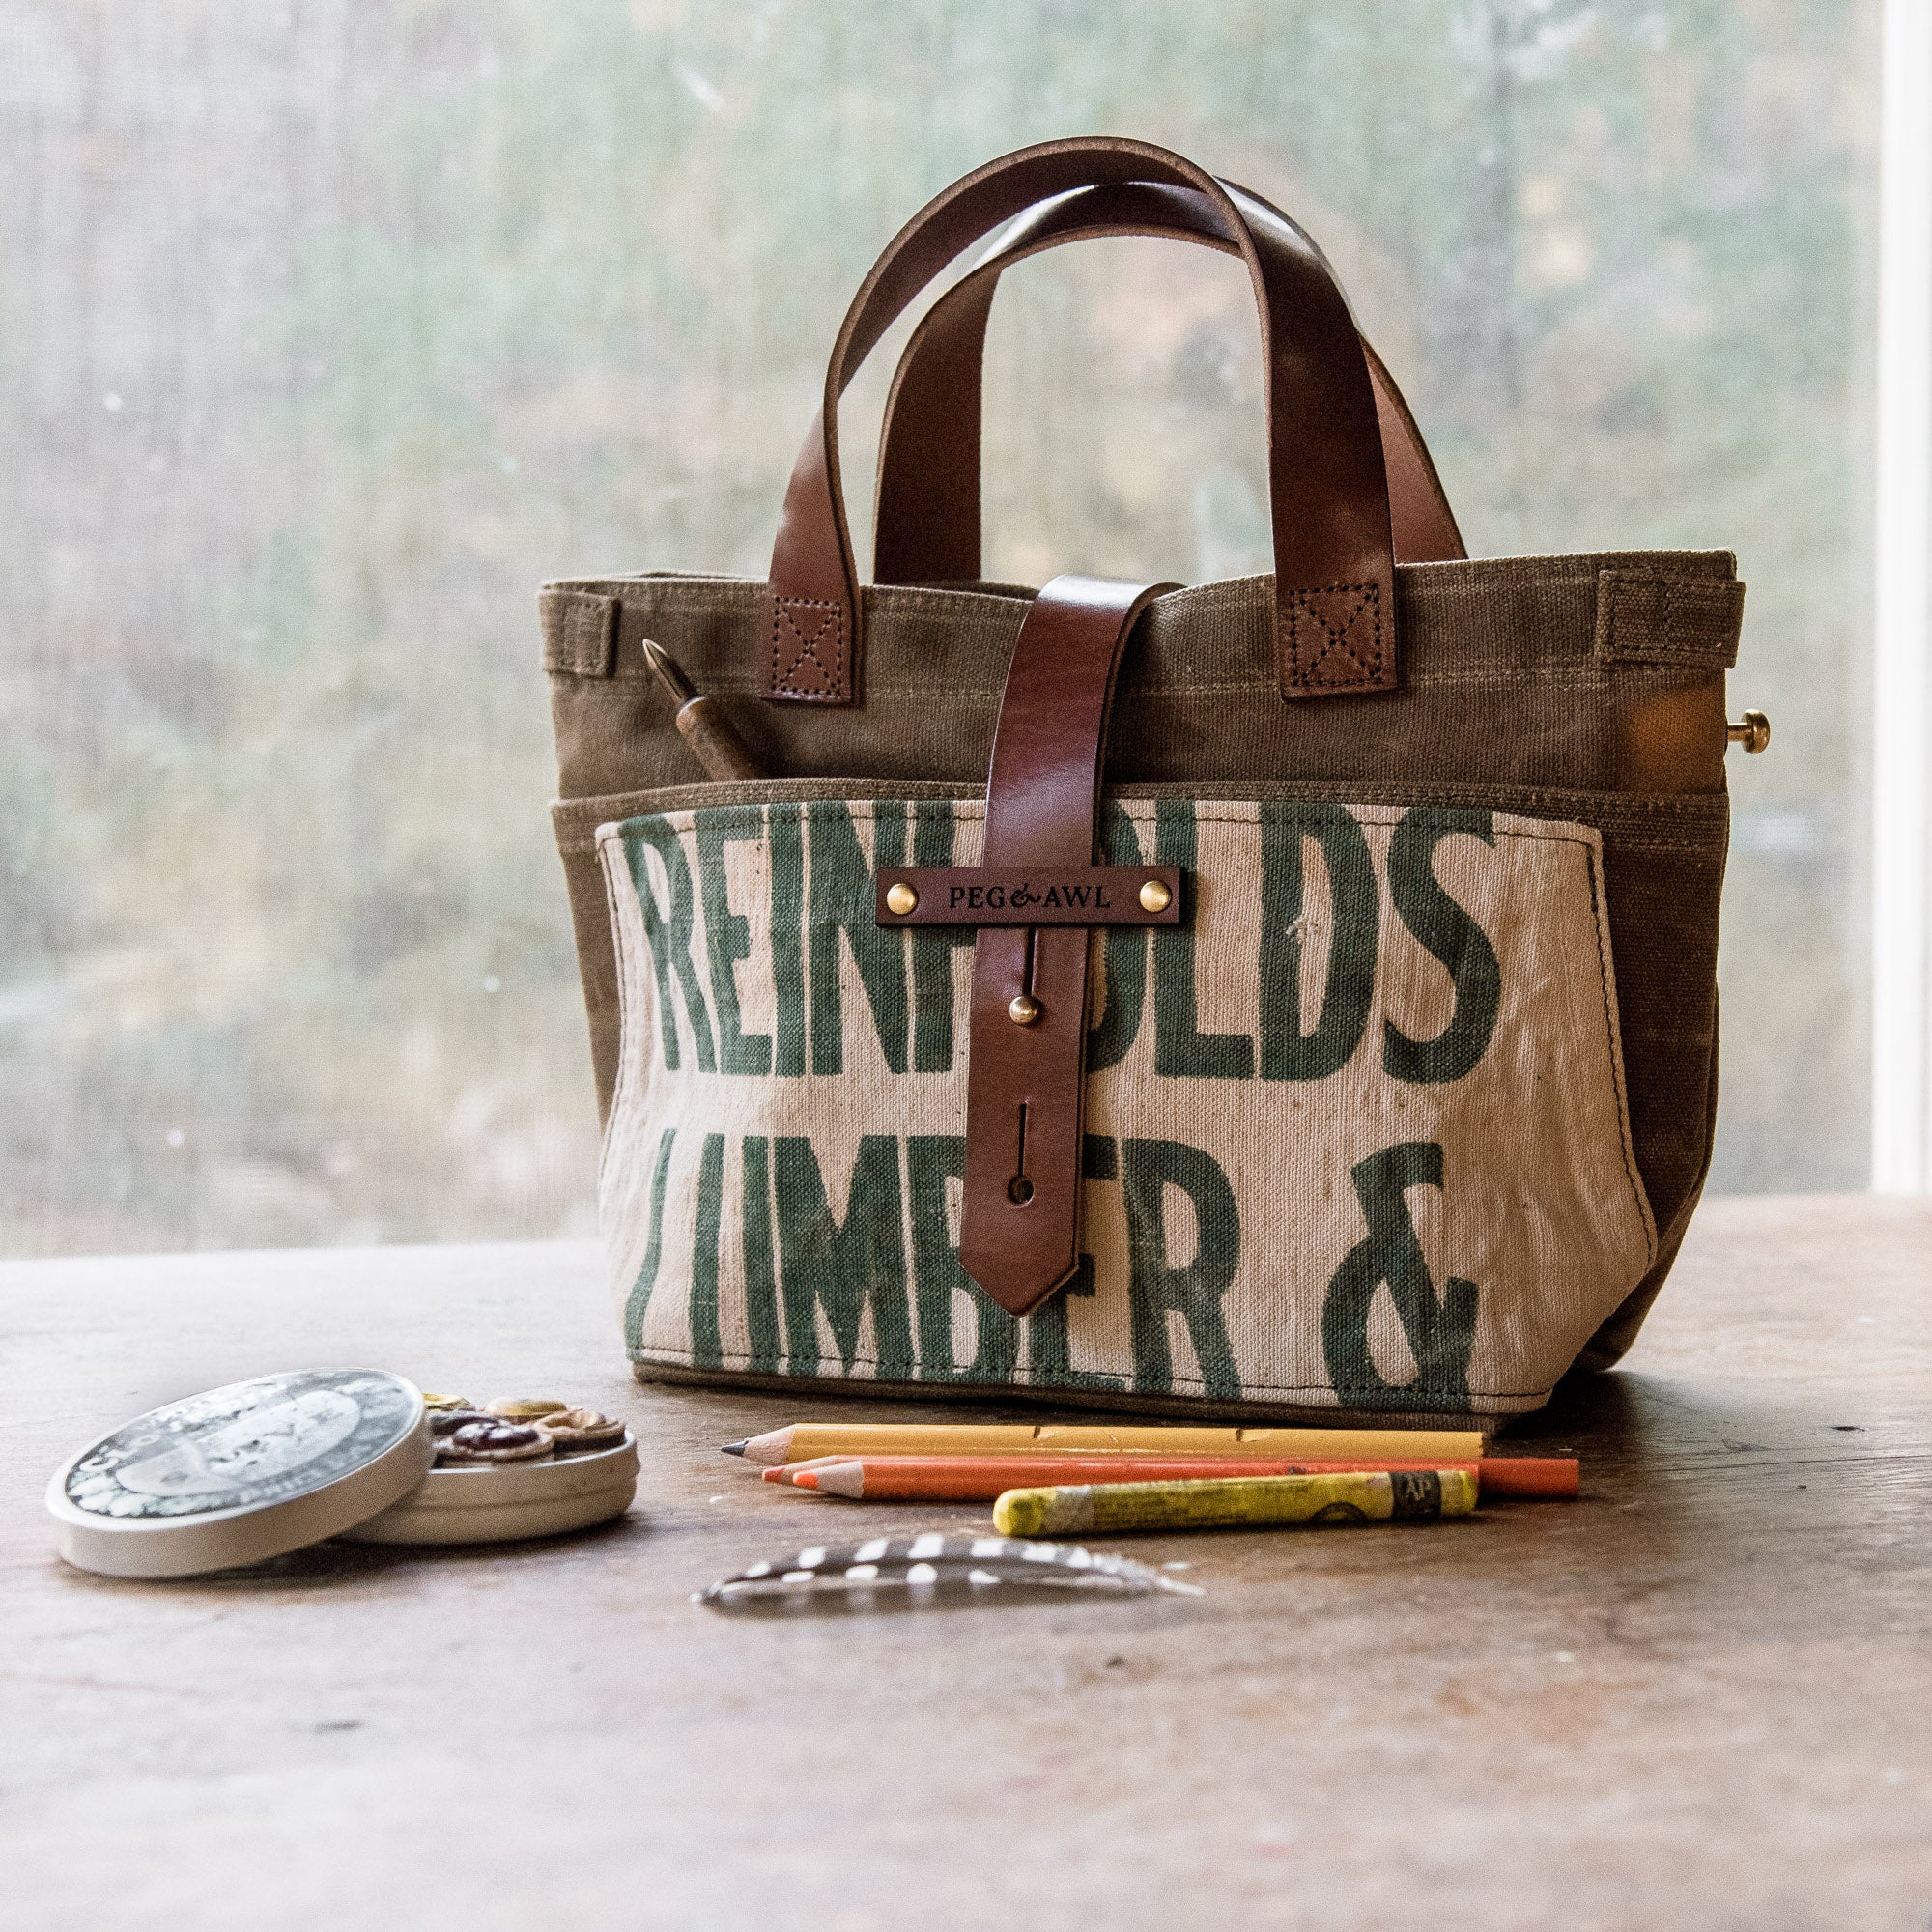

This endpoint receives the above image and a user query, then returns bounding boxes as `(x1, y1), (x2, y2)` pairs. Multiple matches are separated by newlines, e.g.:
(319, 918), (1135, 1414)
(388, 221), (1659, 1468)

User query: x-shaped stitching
(1293, 585), (1378, 684)
(775, 600), (841, 692)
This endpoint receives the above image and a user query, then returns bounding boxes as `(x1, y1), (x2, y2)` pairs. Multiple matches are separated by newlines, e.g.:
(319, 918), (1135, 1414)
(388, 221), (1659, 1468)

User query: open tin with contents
(46, 1371), (637, 1578)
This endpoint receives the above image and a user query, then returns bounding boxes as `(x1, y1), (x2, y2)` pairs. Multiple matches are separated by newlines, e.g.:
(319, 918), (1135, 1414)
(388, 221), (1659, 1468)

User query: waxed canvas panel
(593, 794), (1655, 1422)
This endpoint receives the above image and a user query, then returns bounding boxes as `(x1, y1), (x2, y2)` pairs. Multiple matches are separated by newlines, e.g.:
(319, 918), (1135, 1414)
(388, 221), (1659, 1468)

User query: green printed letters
(1383, 809), (1503, 1084)
(1088, 804), (1150, 1073)
(625, 821), (715, 1072)
(772, 1134), (914, 1379)
(621, 1128), (677, 1351)
(911, 801), (976, 1073)
(1321, 1140), (1479, 1409)
(1121, 1136), (1242, 1399)
(688, 1132), (727, 1368)
(1152, 800), (1255, 1079)
(906, 1134), (1019, 1381)
(1260, 802), (1378, 1080)
(806, 802), (909, 1074)
(695, 809), (772, 1076)
(767, 804), (808, 1075)
(740, 1136), (782, 1373)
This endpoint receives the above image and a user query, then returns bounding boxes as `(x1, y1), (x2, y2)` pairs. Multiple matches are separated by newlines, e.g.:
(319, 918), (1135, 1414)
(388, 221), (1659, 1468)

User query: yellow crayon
(991, 1467), (1479, 1537)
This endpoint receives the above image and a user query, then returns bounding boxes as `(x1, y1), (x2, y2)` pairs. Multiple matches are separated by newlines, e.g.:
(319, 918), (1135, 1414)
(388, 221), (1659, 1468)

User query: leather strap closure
(764, 137), (1399, 707)
(876, 865), (1182, 926)
(873, 180), (1466, 583)
(959, 573), (1175, 1318)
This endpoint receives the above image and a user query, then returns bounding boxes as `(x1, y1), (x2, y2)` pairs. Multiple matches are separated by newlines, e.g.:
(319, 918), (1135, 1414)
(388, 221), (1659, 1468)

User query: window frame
(1873, 0), (1932, 1189)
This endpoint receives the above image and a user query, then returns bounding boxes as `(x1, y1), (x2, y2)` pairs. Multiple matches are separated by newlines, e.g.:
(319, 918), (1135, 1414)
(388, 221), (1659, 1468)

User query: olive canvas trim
(541, 550), (1742, 693)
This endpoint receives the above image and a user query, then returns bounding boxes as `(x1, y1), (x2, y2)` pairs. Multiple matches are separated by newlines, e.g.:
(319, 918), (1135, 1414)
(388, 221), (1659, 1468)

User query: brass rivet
(885, 882), (919, 916)
(1009, 994), (1041, 1027)
(1726, 710), (1772, 754)
(1139, 878), (1173, 914)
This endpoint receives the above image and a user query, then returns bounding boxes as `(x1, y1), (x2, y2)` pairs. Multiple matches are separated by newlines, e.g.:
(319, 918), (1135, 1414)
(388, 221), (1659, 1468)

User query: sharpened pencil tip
(721, 1441), (748, 1457)
(792, 1471), (820, 1490)
(732, 1426), (791, 1466)
(813, 1462), (865, 1497)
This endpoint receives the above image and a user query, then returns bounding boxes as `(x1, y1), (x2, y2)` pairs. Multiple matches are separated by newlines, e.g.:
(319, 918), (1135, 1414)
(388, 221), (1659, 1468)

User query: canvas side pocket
(594, 793), (1656, 1421)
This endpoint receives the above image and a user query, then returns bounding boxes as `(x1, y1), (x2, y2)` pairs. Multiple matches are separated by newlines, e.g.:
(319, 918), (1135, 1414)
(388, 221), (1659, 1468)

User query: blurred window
(0, 1), (1881, 1253)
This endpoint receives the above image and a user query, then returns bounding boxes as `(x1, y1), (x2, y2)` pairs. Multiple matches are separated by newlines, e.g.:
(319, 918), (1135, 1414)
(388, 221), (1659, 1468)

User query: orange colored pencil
(760, 1454), (1577, 1501)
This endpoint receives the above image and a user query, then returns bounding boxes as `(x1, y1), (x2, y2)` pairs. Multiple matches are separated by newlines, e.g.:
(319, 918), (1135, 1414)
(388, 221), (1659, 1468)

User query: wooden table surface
(3, 1196), (1928, 1930)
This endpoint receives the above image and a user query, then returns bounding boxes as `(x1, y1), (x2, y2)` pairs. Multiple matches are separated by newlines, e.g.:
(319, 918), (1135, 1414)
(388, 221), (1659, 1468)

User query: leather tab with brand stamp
(875, 865), (1182, 927)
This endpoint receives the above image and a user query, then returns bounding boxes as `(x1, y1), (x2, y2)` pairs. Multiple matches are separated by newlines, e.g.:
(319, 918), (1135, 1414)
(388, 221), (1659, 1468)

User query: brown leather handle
(763, 137), (1400, 706)
(872, 180), (1466, 584)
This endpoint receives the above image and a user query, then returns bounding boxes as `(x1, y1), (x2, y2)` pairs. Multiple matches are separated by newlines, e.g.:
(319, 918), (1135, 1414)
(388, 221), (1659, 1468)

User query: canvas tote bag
(541, 138), (1746, 1427)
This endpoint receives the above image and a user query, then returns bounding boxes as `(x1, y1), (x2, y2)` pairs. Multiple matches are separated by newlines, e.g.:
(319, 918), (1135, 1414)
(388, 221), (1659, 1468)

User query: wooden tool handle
(675, 697), (764, 782)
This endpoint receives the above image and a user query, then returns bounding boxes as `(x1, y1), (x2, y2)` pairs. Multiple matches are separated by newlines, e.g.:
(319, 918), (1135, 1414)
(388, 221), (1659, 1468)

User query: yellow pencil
(724, 1422), (1488, 1467)
(992, 1468), (1480, 1536)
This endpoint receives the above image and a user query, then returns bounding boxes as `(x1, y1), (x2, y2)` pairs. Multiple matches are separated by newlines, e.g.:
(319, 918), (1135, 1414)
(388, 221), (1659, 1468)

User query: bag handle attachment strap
(764, 137), (1399, 707)
(953, 573), (1175, 1318)
(873, 179), (1466, 585)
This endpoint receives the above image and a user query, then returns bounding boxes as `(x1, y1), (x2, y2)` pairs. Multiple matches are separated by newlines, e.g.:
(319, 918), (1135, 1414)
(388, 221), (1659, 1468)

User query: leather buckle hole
(1007, 1177), (1035, 1207)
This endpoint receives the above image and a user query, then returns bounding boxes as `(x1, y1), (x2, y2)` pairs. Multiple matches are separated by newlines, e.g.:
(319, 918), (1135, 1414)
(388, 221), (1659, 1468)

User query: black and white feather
(696, 1532), (1203, 1609)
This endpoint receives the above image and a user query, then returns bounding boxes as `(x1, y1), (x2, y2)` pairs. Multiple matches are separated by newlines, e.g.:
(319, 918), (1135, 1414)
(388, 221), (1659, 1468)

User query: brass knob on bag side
(885, 882), (918, 916)
(1727, 710), (1772, 753)
(1009, 994), (1042, 1027)
(1139, 878), (1172, 913)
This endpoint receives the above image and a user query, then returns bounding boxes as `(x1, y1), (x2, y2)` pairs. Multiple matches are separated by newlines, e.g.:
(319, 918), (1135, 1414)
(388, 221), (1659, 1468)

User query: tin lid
(47, 1368), (432, 1578)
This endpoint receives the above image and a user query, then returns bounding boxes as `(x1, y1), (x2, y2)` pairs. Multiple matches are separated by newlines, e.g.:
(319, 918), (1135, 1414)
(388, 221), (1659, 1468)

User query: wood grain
(2, 1196), (1927, 1931)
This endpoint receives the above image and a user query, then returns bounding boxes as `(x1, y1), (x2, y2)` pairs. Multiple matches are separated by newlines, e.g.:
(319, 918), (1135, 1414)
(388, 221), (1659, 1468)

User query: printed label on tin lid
(63, 1370), (421, 1520)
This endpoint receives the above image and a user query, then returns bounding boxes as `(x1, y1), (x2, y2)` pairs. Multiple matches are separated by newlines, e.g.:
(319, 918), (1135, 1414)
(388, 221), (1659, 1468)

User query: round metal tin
(338, 1433), (639, 1545)
(47, 1369), (432, 1579)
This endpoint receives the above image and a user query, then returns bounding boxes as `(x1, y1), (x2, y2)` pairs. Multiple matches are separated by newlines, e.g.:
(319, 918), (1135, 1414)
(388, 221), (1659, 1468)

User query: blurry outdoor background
(0, 0), (1875, 1254)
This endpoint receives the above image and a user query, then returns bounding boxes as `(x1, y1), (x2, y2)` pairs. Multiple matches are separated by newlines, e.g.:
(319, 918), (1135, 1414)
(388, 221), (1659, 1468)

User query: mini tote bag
(541, 139), (1745, 1427)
